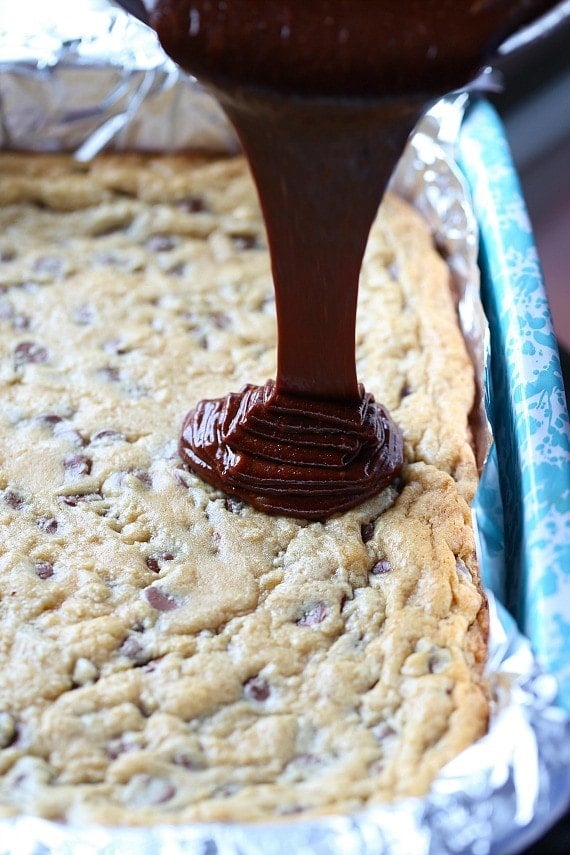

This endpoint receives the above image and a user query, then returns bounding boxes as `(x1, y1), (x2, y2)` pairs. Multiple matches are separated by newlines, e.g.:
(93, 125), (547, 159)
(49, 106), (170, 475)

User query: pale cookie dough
(0, 153), (487, 824)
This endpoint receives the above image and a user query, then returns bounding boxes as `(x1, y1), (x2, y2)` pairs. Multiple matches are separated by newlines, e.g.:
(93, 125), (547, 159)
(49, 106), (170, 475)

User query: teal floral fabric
(460, 99), (570, 712)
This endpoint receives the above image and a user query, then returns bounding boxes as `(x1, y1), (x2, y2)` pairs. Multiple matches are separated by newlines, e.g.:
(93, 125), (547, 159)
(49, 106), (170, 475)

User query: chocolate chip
(3, 490), (25, 510)
(37, 517), (58, 534)
(105, 731), (145, 760)
(145, 552), (174, 573)
(172, 751), (202, 770)
(128, 775), (176, 806)
(296, 602), (328, 627)
(360, 522), (375, 543)
(106, 737), (128, 760)
(428, 648), (451, 674)
(58, 495), (78, 507)
(371, 560), (393, 575)
(400, 383), (412, 399)
(64, 454), (92, 479)
(243, 676), (270, 702)
(210, 312), (229, 330)
(0, 303), (29, 331)
(156, 783), (179, 804)
(35, 561), (54, 580)
(36, 413), (63, 427)
(0, 249), (16, 262)
(141, 659), (163, 674)
(145, 587), (178, 612)
(119, 635), (153, 666)
(181, 310), (199, 327)
(213, 783), (239, 799)
(53, 423), (86, 447)
(103, 338), (128, 356)
(146, 234), (177, 253)
(232, 233), (258, 251)
(119, 636), (142, 658)
(97, 366), (121, 383)
(387, 261), (400, 281)
(372, 722), (396, 741)
(279, 805), (305, 816)
(58, 493), (102, 506)
(135, 469), (153, 487)
(14, 341), (48, 366)
(90, 429), (125, 444)
(167, 262), (186, 277)
(11, 313), (30, 331)
(177, 196), (207, 213)
(73, 303), (95, 325)
(224, 497), (245, 514)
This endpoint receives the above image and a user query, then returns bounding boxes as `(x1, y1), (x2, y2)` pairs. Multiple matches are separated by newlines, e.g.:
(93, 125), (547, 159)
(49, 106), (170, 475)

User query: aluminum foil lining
(1, 3), (569, 853)
(0, 0), (237, 156)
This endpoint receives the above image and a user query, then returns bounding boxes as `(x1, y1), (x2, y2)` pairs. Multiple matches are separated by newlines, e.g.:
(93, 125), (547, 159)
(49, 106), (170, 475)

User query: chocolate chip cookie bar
(0, 152), (487, 824)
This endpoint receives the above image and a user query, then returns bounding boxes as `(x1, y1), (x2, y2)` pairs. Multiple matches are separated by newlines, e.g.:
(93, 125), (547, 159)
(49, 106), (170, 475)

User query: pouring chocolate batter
(119, 1), (558, 519)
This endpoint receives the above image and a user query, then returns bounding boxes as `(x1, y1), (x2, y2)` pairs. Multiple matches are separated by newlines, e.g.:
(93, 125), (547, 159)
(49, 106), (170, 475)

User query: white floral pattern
(460, 99), (570, 713)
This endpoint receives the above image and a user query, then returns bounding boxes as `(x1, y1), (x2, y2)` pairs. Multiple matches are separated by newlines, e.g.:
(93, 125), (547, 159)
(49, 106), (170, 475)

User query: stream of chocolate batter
(143, 0), (556, 519)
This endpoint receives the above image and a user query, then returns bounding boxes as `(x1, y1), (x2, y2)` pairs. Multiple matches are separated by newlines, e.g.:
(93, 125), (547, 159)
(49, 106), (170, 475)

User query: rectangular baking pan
(459, 98), (570, 715)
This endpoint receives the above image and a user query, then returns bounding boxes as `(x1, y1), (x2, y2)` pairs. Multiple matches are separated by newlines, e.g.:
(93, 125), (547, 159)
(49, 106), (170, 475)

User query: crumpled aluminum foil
(1, 3), (569, 853)
(0, 0), (237, 156)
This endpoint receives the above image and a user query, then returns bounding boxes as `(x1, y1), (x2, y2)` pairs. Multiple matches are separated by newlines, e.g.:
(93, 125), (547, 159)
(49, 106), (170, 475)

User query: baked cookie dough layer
(0, 153), (487, 824)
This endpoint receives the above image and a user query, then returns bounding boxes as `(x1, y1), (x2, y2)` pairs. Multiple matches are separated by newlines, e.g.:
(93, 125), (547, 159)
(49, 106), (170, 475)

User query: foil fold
(0, 3), (569, 853)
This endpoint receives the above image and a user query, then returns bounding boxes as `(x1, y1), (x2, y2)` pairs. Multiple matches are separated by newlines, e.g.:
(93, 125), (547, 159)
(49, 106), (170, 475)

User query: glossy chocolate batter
(145, 0), (555, 519)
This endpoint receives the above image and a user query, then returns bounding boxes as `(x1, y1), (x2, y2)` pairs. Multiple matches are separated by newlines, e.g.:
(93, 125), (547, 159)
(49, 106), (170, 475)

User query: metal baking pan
(459, 99), (570, 715)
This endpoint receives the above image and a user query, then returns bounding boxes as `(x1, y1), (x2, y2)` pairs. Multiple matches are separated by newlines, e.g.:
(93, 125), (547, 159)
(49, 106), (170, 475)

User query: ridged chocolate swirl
(181, 381), (403, 519)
